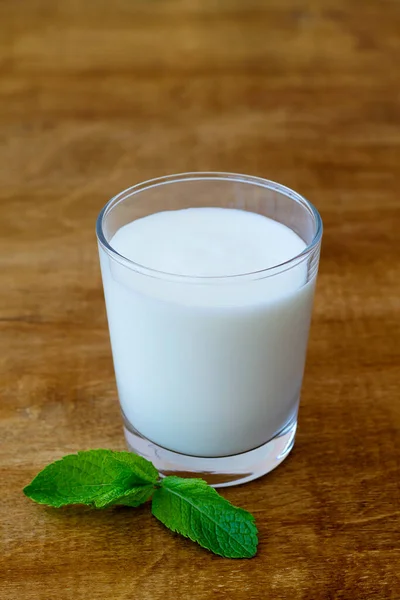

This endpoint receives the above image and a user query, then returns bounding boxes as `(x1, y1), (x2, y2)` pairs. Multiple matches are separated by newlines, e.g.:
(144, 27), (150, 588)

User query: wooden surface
(1, 1), (399, 598)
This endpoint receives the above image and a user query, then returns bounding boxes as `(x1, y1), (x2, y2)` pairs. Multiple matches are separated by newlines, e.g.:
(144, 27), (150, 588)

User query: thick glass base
(123, 416), (297, 488)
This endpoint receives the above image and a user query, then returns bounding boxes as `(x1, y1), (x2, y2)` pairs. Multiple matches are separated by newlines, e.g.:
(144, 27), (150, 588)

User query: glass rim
(96, 171), (323, 283)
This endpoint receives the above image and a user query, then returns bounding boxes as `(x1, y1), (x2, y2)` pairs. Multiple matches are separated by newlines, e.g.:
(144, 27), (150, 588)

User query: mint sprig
(23, 449), (258, 559)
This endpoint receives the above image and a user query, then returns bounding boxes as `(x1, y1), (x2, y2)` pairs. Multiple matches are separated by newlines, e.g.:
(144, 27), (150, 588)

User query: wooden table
(1, 1), (399, 598)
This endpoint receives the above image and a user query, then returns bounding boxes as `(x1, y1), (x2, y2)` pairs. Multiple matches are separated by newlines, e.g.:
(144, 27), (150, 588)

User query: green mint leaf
(151, 476), (258, 558)
(103, 486), (154, 508)
(23, 449), (158, 508)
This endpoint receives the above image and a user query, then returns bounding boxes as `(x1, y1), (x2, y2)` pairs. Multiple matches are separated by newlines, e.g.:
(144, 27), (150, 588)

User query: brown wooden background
(1, 1), (399, 599)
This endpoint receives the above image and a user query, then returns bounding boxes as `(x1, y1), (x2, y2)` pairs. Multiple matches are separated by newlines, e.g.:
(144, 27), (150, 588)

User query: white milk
(99, 208), (316, 457)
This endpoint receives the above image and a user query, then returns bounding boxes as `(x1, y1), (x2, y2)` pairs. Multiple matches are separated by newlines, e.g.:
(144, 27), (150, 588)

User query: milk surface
(99, 208), (316, 457)
(111, 208), (306, 276)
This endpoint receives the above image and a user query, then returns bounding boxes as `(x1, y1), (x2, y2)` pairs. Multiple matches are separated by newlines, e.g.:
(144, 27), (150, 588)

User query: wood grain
(1, 1), (399, 598)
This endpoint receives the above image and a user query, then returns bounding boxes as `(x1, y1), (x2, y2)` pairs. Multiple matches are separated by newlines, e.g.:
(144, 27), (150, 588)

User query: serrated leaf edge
(152, 481), (258, 558)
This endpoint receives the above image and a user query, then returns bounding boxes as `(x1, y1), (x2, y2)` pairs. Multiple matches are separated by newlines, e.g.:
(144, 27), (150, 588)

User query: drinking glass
(96, 172), (322, 486)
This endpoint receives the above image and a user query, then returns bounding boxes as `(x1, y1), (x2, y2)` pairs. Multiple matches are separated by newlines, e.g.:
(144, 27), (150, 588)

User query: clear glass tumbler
(96, 172), (322, 487)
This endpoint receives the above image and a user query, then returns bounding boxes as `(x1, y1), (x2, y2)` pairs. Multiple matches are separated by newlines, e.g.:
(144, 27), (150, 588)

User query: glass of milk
(96, 173), (322, 487)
